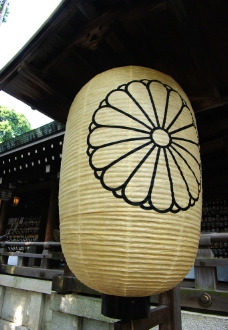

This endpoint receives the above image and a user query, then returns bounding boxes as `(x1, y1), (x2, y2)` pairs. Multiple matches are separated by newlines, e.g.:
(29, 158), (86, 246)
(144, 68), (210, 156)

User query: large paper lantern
(59, 66), (202, 298)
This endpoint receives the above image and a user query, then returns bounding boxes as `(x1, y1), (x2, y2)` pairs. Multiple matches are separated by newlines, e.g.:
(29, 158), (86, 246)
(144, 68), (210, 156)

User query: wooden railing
(181, 232), (228, 313)
(0, 241), (64, 279)
(0, 234), (228, 313)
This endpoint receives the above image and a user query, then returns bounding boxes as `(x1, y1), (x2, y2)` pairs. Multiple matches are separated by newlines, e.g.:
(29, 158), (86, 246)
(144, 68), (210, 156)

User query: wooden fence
(0, 233), (228, 313)
(0, 241), (64, 279)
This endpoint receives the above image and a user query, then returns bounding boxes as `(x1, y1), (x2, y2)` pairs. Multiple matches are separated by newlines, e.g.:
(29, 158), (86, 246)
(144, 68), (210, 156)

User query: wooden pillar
(0, 200), (10, 236)
(194, 236), (217, 291)
(45, 177), (59, 242)
(158, 285), (182, 330)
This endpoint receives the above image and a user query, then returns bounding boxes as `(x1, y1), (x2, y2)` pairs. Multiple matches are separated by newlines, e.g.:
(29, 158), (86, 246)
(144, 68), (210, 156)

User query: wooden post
(158, 285), (182, 330)
(17, 256), (25, 267)
(114, 285), (182, 330)
(51, 261), (75, 294)
(45, 177), (59, 242)
(64, 261), (74, 276)
(40, 247), (51, 269)
(194, 236), (217, 290)
(0, 246), (9, 265)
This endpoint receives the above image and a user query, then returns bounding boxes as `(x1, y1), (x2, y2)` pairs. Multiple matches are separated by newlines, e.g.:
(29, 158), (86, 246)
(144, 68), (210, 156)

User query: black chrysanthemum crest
(87, 79), (201, 213)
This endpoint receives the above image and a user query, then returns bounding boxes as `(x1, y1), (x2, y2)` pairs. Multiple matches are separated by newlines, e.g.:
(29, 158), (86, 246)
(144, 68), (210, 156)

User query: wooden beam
(17, 63), (71, 106)
(0, 1), (80, 88)
(76, 0), (99, 21)
(2, 264), (63, 279)
(43, 0), (167, 72)
(180, 287), (228, 312)
(195, 259), (228, 268)
(192, 97), (228, 113)
(200, 137), (224, 155)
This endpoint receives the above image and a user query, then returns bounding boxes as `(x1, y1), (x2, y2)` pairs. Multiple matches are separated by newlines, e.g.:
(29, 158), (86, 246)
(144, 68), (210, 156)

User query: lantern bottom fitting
(101, 294), (150, 320)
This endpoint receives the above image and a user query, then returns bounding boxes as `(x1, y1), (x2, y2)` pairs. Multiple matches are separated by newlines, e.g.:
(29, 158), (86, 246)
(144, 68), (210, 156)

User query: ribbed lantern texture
(59, 66), (202, 297)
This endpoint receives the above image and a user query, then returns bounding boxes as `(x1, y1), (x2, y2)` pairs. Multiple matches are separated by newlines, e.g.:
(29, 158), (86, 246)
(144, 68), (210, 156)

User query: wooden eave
(0, 0), (228, 150)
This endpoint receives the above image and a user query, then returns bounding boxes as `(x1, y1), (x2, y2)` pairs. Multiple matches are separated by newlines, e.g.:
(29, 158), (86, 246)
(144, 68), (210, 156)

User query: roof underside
(0, 0), (228, 152)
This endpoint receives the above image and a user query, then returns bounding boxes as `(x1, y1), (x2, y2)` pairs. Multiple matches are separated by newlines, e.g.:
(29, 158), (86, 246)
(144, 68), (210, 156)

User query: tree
(0, 0), (10, 26)
(0, 105), (32, 143)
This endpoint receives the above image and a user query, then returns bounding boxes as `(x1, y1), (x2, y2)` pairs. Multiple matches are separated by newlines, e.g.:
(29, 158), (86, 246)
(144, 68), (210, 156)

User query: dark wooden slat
(166, 0), (221, 102)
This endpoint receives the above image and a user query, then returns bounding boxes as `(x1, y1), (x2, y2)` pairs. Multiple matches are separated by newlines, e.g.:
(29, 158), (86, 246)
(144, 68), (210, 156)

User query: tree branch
(0, 0), (10, 26)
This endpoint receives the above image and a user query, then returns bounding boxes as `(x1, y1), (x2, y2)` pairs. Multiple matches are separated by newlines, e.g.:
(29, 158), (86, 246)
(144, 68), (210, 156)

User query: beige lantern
(59, 66), (202, 297)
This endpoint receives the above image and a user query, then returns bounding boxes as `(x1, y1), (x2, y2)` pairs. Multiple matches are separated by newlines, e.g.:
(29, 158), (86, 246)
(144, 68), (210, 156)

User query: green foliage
(0, 105), (32, 143)
(2, 6), (9, 22)
(0, 0), (10, 23)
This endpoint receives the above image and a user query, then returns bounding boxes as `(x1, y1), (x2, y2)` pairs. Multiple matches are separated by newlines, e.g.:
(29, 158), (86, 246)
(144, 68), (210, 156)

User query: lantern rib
(172, 137), (198, 146)
(147, 82), (160, 127)
(167, 147), (192, 211)
(161, 89), (171, 129)
(120, 80), (157, 129)
(170, 144), (200, 187)
(88, 135), (150, 154)
(89, 139), (152, 173)
(100, 140), (154, 191)
(172, 141), (200, 166)
(169, 123), (194, 135)
(121, 143), (157, 205)
(105, 87), (154, 130)
(165, 104), (185, 132)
